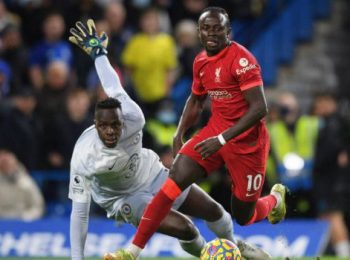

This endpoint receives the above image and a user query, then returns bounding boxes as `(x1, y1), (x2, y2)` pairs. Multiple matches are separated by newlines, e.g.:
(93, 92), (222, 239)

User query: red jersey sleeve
(231, 45), (263, 91)
(191, 57), (206, 95)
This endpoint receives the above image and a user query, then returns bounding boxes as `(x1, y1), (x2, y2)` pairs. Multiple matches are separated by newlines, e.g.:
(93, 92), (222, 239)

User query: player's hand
(172, 135), (183, 158)
(68, 19), (108, 60)
(194, 136), (222, 160)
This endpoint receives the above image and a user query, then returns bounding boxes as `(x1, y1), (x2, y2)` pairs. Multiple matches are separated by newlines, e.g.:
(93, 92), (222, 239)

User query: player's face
(95, 108), (123, 148)
(198, 11), (230, 56)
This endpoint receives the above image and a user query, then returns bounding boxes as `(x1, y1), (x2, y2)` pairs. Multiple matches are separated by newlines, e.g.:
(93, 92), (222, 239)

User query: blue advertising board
(0, 218), (329, 257)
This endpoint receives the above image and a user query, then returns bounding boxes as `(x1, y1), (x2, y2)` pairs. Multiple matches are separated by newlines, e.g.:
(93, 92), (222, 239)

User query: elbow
(256, 104), (268, 119)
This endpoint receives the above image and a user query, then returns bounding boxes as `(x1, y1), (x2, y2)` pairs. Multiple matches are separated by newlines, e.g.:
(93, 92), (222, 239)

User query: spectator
(172, 19), (201, 115)
(44, 88), (93, 170)
(28, 11), (73, 89)
(267, 91), (319, 218)
(104, 0), (133, 68)
(65, 0), (103, 29)
(0, 25), (29, 91)
(144, 98), (177, 151)
(0, 150), (44, 220)
(36, 60), (71, 123)
(122, 7), (178, 117)
(312, 93), (350, 257)
(0, 0), (20, 32)
(0, 59), (11, 99)
(0, 88), (43, 170)
(169, 0), (208, 26)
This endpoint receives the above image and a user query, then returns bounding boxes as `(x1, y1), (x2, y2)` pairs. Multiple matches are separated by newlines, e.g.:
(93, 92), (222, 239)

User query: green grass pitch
(0, 257), (342, 260)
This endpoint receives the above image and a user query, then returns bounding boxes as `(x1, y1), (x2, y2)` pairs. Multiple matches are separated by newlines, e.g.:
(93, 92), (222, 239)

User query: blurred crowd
(0, 0), (268, 199)
(0, 0), (349, 256)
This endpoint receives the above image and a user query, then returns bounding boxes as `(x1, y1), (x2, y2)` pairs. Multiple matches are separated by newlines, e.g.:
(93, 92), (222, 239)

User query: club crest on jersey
(133, 133), (141, 144)
(120, 203), (133, 221)
(215, 67), (221, 83)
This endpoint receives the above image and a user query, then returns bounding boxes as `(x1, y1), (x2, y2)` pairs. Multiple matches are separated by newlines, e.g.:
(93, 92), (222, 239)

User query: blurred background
(0, 0), (349, 257)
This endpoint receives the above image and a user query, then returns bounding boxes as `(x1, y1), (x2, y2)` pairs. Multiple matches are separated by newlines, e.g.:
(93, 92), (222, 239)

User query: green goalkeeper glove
(69, 19), (108, 60)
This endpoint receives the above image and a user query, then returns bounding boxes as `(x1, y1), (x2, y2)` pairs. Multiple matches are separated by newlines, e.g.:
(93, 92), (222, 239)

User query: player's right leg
(267, 183), (288, 224)
(179, 184), (271, 260)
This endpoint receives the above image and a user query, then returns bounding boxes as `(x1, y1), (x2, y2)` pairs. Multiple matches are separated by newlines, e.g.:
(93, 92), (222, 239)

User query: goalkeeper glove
(69, 19), (108, 60)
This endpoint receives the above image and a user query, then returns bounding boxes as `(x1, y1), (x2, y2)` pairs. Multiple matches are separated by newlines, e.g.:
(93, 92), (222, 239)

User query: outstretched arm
(70, 201), (90, 260)
(69, 19), (144, 126)
(95, 56), (126, 98)
(68, 19), (126, 98)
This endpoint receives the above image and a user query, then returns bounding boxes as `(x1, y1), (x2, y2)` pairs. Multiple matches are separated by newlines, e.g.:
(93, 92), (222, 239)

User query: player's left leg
(222, 143), (287, 225)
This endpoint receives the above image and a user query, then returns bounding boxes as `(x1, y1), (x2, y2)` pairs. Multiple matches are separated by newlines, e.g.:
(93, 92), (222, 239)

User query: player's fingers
(87, 19), (96, 35)
(100, 32), (108, 45)
(68, 36), (79, 46)
(70, 28), (84, 42)
(194, 141), (204, 151)
(76, 21), (88, 37)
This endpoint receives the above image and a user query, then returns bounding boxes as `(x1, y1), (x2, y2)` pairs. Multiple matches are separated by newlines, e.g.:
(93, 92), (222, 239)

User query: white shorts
(113, 167), (191, 226)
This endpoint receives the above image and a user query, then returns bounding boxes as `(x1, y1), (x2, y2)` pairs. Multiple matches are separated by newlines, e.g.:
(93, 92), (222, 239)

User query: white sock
(179, 228), (206, 257)
(127, 244), (142, 258)
(205, 207), (235, 243)
(334, 241), (350, 256)
(271, 191), (282, 208)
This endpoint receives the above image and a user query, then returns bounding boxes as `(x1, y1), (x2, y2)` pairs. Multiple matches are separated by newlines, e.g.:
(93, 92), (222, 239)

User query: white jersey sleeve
(94, 56), (145, 132)
(70, 201), (90, 260)
(69, 146), (92, 203)
(95, 56), (126, 98)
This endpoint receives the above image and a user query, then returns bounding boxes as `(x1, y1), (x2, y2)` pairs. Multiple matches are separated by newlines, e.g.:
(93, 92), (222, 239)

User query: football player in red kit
(107, 7), (288, 260)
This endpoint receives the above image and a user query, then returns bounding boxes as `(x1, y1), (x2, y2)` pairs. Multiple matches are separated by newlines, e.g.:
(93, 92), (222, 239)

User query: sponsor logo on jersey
(215, 67), (221, 82)
(199, 71), (204, 77)
(108, 160), (118, 170)
(245, 191), (258, 197)
(239, 57), (249, 67)
(207, 90), (232, 99)
(236, 63), (257, 75)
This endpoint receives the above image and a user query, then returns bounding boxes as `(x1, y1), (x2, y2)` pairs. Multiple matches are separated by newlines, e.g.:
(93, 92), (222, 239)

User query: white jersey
(68, 56), (162, 218)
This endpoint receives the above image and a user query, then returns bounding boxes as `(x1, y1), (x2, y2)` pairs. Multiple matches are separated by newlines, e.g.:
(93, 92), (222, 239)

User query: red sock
(246, 195), (277, 225)
(132, 178), (182, 248)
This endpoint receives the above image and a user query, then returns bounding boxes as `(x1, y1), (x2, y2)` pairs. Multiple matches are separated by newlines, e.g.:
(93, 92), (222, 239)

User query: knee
(206, 202), (225, 222)
(176, 218), (198, 241)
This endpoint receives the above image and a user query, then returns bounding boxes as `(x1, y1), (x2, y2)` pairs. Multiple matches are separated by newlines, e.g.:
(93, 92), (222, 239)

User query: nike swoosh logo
(108, 160), (117, 170)
(246, 192), (258, 197)
(141, 216), (151, 221)
(200, 71), (204, 77)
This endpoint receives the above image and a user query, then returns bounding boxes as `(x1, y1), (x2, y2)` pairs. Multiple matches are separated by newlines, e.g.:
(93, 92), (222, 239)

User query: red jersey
(191, 41), (266, 143)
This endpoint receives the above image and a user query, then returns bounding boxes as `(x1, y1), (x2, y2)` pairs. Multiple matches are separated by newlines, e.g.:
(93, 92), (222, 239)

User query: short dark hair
(95, 97), (121, 111)
(200, 7), (231, 28)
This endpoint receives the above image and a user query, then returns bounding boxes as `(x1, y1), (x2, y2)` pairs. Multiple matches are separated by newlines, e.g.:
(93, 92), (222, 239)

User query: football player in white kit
(68, 19), (271, 260)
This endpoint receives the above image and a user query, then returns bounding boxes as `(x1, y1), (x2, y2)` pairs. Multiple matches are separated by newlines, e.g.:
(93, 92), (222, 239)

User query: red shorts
(179, 124), (269, 202)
